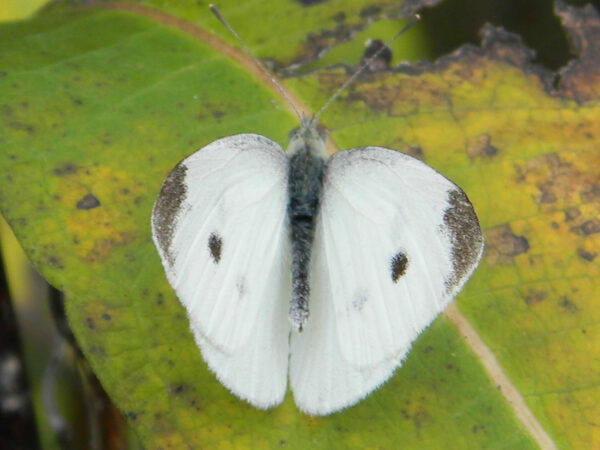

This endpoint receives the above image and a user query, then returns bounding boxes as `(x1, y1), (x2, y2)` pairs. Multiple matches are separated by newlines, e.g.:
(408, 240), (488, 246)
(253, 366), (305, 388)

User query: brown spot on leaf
(88, 344), (105, 355)
(466, 134), (499, 159)
(48, 256), (64, 269)
(581, 184), (600, 203)
(54, 164), (78, 176)
(85, 232), (136, 263)
(515, 138), (600, 212)
(411, 406), (429, 429)
(190, 398), (202, 411)
(85, 317), (96, 330)
(1, 104), (13, 116)
(9, 121), (35, 134)
(346, 76), (419, 115)
(53, 162), (139, 262)
(486, 224), (529, 265)
(539, 190), (557, 204)
(300, 21), (354, 68)
(360, 4), (381, 17)
(577, 247), (596, 261)
(565, 207), (581, 221)
(170, 383), (192, 395)
(403, 144), (423, 159)
(525, 289), (547, 305)
(152, 162), (187, 265)
(555, 2), (600, 102)
(472, 424), (486, 434)
(515, 154), (588, 205)
(536, 155), (577, 205)
(479, 23), (538, 68)
(295, 0), (328, 5)
(571, 219), (600, 236)
(559, 297), (578, 313)
(76, 193), (101, 210)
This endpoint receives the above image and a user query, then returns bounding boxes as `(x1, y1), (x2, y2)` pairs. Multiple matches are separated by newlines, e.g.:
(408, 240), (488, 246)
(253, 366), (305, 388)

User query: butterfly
(151, 6), (484, 416)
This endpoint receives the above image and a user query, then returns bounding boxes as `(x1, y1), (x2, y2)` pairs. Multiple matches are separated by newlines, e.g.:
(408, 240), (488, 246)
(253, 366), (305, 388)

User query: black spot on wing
(208, 233), (223, 264)
(391, 252), (408, 283)
(443, 189), (484, 292)
(152, 162), (187, 265)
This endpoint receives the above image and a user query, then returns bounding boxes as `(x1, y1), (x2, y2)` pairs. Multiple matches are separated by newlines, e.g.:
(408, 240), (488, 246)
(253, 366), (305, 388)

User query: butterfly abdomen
(287, 147), (326, 332)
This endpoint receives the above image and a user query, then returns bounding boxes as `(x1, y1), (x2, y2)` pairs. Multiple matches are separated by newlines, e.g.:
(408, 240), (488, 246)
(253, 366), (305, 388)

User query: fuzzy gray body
(286, 125), (327, 331)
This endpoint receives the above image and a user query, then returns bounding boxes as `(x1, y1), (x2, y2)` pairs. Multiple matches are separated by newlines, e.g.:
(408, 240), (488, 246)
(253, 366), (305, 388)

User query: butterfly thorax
(286, 122), (327, 331)
(287, 120), (328, 158)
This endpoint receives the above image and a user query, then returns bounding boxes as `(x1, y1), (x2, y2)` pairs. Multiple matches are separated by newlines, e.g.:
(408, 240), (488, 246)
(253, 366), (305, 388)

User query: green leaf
(2, 1), (598, 448)
(128, 0), (431, 69)
(0, 0), (50, 21)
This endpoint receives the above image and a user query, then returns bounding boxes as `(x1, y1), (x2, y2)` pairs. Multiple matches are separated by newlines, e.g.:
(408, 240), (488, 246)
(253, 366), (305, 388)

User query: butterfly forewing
(151, 134), (291, 360)
(304, 147), (484, 371)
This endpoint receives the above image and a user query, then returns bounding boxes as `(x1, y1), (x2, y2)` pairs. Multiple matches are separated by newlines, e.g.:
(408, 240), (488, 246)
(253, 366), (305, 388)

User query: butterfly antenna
(312, 13), (421, 124)
(210, 5), (304, 122)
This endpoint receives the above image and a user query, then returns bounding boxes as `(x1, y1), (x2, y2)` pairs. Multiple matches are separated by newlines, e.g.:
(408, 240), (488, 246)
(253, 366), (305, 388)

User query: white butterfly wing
(151, 134), (291, 406)
(191, 245), (291, 408)
(291, 147), (483, 414)
(290, 226), (403, 415)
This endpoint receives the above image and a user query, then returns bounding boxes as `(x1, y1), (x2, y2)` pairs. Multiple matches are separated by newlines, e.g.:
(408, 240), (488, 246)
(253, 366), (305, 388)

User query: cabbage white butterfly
(151, 6), (484, 416)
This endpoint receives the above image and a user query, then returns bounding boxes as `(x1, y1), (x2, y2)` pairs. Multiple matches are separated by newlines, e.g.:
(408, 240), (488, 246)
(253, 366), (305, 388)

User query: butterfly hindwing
(290, 222), (402, 415)
(191, 245), (291, 408)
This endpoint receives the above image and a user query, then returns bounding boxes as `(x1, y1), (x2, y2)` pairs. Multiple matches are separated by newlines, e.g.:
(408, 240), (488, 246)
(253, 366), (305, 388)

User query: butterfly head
(287, 117), (328, 158)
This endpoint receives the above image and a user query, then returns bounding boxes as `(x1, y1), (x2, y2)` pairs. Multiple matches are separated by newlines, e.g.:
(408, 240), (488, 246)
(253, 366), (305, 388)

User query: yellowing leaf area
(0, 1), (598, 448)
